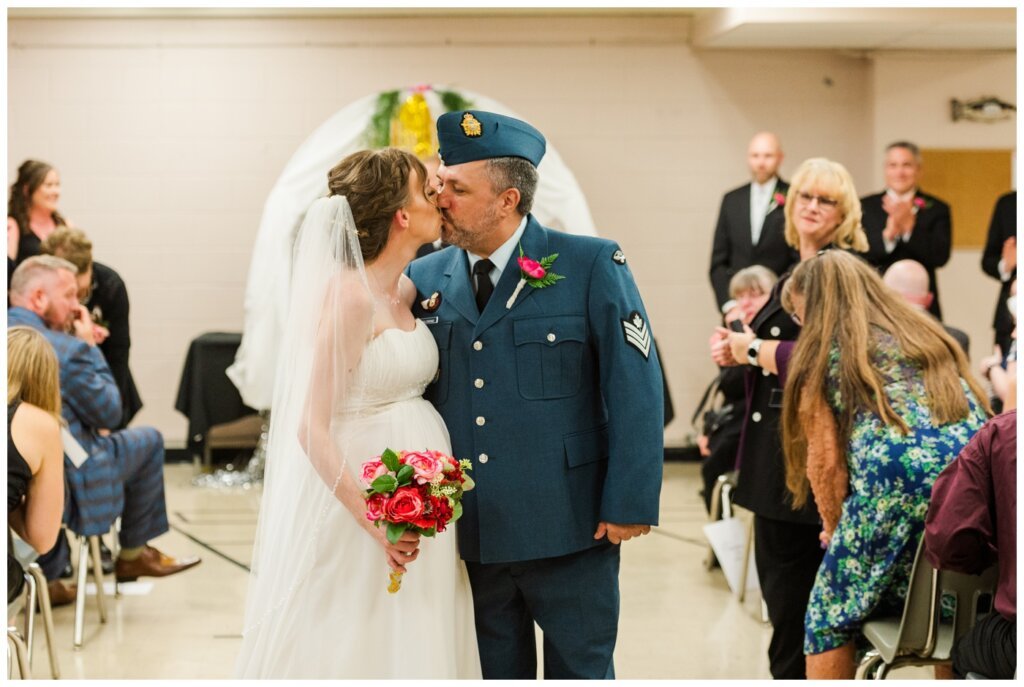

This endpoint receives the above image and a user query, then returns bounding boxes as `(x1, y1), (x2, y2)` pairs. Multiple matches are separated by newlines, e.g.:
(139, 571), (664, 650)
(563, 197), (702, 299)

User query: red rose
(773, 192), (786, 206)
(913, 197), (926, 209)
(383, 486), (425, 523)
(365, 493), (388, 522)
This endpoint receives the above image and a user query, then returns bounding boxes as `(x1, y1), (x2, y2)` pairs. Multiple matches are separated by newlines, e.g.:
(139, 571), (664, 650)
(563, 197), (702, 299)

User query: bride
(235, 149), (480, 678)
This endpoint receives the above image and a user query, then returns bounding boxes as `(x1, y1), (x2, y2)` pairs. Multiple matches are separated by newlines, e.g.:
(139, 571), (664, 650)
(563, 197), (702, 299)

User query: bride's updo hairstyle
(327, 148), (429, 262)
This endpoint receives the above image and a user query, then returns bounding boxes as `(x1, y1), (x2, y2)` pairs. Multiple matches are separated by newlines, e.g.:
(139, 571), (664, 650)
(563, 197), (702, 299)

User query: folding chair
(855, 537), (998, 679)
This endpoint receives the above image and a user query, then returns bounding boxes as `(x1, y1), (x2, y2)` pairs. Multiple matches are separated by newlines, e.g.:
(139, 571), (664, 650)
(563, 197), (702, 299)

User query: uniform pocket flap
(564, 425), (609, 467)
(427, 321), (452, 350)
(514, 316), (586, 346)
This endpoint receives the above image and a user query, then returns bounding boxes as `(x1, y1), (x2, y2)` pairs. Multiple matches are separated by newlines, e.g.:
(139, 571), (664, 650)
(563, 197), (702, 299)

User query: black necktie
(473, 259), (495, 312)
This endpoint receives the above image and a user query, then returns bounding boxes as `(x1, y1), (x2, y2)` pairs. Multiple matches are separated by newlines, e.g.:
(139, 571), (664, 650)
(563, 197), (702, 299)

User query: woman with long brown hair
(714, 157), (869, 679)
(780, 249), (990, 678)
(7, 160), (70, 269)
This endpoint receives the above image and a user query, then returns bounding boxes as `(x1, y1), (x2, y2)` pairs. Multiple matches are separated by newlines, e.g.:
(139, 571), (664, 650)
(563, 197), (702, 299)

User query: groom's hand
(593, 522), (651, 545)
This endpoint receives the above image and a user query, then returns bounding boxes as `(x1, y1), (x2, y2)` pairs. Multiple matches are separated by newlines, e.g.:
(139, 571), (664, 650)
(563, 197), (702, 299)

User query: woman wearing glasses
(711, 158), (868, 679)
(780, 250), (989, 678)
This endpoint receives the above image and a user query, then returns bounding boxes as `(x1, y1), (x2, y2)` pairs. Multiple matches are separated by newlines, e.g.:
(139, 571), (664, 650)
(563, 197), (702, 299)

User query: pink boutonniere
(766, 186), (788, 215)
(505, 245), (565, 309)
(913, 196), (933, 211)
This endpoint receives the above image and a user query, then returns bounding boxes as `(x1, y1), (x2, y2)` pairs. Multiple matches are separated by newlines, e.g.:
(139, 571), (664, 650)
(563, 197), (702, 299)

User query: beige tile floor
(17, 461), (933, 680)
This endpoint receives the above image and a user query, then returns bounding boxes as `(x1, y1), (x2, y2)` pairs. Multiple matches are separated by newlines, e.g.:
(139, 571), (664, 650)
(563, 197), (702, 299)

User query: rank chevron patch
(621, 311), (651, 360)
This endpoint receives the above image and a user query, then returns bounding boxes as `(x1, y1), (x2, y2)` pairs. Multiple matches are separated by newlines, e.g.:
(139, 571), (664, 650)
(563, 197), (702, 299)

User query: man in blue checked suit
(9, 256), (199, 598)
(407, 111), (664, 679)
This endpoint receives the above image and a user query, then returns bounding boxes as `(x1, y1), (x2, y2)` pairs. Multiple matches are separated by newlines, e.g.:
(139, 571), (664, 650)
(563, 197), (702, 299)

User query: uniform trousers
(754, 515), (824, 679)
(465, 541), (620, 680)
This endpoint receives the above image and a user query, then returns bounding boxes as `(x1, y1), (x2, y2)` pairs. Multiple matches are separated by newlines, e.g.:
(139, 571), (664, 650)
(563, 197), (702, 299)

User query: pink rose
(365, 493), (388, 522)
(360, 459), (389, 487)
(383, 486), (425, 523)
(913, 197), (925, 209)
(518, 256), (546, 280)
(773, 192), (786, 206)
(402, 450), (445, 485)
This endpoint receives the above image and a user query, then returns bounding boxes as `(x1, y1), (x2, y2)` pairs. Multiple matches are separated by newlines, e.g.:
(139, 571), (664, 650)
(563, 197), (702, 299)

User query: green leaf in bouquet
(451, 501), (463, 523)
(418, 526), (437, 538)
(460, 474), (476, 492)
(386, 521), (408, 545)
(381, 448), (401, 473)
(396, 464), (414, 486)
(371, 474), (397, 494)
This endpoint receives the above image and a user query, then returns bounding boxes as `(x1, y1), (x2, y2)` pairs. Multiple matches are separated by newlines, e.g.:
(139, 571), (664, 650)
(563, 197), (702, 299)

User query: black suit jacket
(862, 190), (952, 320)
(981, 191), (1016, 338)
(709, 180), (798, 312)
(731, 272), (819, 525)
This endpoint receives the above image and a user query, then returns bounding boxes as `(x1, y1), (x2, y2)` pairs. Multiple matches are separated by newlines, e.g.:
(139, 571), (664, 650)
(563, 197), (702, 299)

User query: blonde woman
(712, 157), (869, 678)
(781, 250), (990, 678)
(8, 326), (65, 602)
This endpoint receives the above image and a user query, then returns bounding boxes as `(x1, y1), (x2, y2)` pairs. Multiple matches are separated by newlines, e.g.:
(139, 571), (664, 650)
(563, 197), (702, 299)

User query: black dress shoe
(59, 562), (75, 580)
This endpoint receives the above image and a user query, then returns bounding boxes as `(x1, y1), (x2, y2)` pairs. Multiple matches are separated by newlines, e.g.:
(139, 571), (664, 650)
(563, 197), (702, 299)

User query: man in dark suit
(709, 131), (797, 324)
(409, 111), (663, 679)
(8, 256), (200, 601)
(884, 259), (970, 356)
(982, 191), (1016, 355)
(862, 141), (952, 320)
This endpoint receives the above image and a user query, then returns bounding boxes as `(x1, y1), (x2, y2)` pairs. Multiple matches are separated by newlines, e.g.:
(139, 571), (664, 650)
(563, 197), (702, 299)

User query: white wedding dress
(236, 319), (480, 678)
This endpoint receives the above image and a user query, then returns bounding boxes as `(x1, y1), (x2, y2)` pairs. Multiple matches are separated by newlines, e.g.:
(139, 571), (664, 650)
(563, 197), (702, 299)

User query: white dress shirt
(467, 216), (529, 287)
(749, 178), (778, 247)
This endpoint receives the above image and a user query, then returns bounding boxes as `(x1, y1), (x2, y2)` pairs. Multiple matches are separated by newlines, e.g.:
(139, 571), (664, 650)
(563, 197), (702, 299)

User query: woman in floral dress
(779, 250), (991, 679)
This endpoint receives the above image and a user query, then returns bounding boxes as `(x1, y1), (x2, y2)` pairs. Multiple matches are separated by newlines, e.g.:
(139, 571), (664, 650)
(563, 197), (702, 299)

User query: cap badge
(460, 113), (483, 137)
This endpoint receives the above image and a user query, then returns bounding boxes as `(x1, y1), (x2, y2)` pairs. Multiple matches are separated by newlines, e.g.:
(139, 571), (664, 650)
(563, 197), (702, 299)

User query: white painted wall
(7, 14), (1014, 447)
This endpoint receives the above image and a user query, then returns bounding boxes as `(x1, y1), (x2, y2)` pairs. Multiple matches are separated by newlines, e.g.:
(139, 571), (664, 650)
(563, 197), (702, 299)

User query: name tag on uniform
(62, 427), (90, 468)
(419, 316), (439, 325)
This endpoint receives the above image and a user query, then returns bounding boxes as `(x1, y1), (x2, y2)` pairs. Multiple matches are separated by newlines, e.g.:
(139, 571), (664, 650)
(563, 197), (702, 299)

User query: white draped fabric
(227, 88), (598, 410)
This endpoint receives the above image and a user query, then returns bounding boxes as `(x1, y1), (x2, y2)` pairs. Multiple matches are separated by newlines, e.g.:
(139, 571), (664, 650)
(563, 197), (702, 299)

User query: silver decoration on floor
(191, 411), (269, 490)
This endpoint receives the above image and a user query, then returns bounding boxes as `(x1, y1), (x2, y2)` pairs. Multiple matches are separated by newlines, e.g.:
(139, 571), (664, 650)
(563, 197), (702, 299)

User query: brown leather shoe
(114, 546), (201, 582)
(46, 580), (77, 607)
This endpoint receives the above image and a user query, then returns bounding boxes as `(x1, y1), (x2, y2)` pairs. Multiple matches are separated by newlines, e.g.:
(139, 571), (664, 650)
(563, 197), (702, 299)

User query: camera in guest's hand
(728, 319), (745, 333)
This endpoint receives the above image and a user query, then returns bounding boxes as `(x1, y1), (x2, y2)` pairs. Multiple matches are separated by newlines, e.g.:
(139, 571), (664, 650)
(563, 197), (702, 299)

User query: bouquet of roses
(360, 448), (474, 593)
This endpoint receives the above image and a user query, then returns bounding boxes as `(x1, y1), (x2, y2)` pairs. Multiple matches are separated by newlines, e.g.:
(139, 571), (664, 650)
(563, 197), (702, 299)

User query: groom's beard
(440, 206), (503, 256)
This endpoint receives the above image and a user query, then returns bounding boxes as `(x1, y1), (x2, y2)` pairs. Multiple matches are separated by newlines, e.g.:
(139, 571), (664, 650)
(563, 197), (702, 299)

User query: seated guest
(699, 265), (777, 514)
(979, 279), (1017, 412)
(8, 326), (65, 603)
(779, 249), (990, 679)
(883, 259), (970, 356)
(861, 141), (951, 320)
(8, 256), (200, 594)
(40, 227), (143, 428)
(925, 410), (1016, 680)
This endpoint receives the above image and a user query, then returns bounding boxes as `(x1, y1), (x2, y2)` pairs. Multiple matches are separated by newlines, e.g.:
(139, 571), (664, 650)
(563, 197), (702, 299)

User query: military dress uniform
(731, 274), (824, 680)
(407, 110), (664, 679)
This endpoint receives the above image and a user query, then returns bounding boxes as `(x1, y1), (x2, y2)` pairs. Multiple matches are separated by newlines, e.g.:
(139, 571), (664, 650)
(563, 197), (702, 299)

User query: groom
(408, 110), (664, 679)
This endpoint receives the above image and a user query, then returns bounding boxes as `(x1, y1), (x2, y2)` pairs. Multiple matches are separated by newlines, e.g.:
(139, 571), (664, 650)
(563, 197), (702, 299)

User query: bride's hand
(369, 526), (422, 573)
